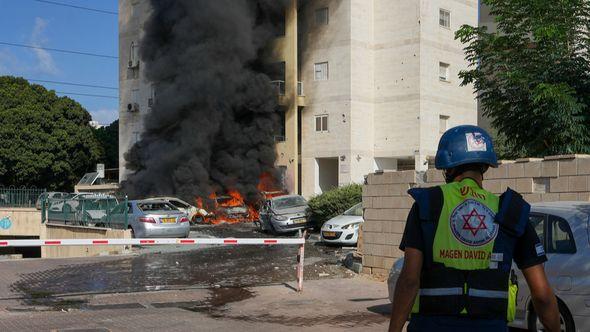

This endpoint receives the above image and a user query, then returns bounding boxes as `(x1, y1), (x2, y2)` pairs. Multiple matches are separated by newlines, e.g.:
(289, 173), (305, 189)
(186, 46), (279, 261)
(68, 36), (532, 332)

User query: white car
(144, 197), (207, 224)
(321, 202), (364, 245)
(387, 201), (590, 332)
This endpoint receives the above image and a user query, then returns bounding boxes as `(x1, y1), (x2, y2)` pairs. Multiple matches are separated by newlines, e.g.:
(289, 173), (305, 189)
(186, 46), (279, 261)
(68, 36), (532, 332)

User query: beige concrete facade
(118, 0), (152, 181)
(0, 208), (130, 258)
(360, 154), (590, 277)
(41, 224), (131, 258)
(0, 208), (42, 237)
(118, 0), (479, 197)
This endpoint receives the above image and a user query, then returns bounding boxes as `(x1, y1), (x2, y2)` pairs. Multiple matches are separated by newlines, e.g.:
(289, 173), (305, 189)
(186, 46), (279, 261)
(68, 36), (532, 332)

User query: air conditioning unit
(127, 103), (140, 112)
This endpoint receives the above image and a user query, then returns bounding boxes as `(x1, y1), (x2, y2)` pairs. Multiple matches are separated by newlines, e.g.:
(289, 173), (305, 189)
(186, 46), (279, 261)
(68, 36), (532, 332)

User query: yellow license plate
(161, 218), (176, 223)
(293, 218), (306, 224)
(323, 231), (336, 237)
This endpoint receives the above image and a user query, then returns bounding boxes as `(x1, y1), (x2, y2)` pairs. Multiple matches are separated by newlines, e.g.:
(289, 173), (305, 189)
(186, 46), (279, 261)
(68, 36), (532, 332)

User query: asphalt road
(0, 223), (393, 331)
(11, 222), (357, 305)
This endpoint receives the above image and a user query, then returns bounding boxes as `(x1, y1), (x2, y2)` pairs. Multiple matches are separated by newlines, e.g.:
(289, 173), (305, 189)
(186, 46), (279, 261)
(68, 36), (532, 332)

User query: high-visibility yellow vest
(407, 178), (528, 321)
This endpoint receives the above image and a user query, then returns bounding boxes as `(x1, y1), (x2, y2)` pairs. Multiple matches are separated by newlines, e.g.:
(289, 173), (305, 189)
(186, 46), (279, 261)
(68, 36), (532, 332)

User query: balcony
(271, 80), (286, 96)
(270, 80), (305, 96)
(271, 80), (306, 107)
(297, 81), (304, 96)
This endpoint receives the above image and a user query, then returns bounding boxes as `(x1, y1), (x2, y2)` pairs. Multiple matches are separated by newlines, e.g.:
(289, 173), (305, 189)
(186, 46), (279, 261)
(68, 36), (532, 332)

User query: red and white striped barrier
(0, 238), (304, 247)
(0, 236), (308, 292)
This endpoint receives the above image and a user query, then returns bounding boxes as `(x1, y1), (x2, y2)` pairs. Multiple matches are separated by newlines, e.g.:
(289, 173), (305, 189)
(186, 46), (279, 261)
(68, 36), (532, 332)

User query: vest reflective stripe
(409, 179), (525, 321)
(468, 288), (508, 299)
(420, 287), (463, 296)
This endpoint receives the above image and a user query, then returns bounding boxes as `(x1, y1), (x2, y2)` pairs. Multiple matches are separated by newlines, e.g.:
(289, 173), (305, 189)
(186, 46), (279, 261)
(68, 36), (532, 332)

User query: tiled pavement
(0, 256), (391, 331)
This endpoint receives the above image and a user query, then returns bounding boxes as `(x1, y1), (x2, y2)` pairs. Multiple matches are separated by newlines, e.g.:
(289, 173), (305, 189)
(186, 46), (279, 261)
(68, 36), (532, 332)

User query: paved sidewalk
(0, 277), (391, 331)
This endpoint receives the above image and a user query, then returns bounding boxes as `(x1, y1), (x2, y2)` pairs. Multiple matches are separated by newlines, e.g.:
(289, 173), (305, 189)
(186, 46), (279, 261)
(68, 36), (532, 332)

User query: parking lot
(0, 223), (391, 331)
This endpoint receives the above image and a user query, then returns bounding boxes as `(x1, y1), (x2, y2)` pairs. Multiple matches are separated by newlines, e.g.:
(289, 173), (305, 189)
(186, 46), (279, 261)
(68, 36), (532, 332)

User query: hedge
(307, 183), (362, 228)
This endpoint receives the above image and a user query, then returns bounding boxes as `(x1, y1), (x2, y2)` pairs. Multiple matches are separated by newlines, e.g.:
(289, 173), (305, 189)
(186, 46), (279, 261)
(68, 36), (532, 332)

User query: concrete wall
(0, 208), (42, 237)
(300, 0), (354, 196)
(119, 0), (152, 181)
(360, 154), (590, 276)
(41, 224), (131, 258)
(0, 209), (130, 258)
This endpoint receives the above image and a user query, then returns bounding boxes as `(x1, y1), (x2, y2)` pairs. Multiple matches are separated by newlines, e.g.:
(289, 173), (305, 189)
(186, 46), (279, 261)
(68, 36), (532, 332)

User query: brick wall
(360, 154), (590, 277)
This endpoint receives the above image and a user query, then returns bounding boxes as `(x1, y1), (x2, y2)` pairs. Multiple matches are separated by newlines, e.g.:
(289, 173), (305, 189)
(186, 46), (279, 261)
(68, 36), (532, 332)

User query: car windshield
(272, 196), (307, 209)
(138, 202), (178, 212)
(343, 203), (363, 216)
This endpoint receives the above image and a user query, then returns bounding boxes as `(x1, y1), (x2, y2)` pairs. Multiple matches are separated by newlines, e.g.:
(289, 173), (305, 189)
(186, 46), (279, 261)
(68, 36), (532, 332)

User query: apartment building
(119, 0), (478, 197)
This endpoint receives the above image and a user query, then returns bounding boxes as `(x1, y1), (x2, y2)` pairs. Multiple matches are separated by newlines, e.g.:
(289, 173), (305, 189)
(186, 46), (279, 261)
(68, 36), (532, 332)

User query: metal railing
(0, 187), (46, 208)
(298, 81), (304, 96)
(271, 80), (285, 95)
(42, 194), (128, 229)
(270, 81), (304, 96)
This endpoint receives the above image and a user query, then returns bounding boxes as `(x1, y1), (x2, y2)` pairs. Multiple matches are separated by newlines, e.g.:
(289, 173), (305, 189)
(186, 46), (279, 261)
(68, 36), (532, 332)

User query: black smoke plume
(122, 0), (286, 202)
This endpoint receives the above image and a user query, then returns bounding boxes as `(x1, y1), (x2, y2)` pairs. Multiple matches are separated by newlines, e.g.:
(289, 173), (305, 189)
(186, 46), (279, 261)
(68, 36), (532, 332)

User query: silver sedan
(111, 200), (190, 238)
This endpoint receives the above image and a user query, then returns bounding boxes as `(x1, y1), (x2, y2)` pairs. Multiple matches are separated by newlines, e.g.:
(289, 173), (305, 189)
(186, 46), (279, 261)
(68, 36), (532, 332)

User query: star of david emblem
(461, 208), (487, 236)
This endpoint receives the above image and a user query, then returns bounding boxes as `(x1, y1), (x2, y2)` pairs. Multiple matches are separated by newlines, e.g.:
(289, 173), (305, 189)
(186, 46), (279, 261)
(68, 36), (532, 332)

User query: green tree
(456, 0), (590, 158)
(0, 76), (102, 190)
(93, 120), (119, 169)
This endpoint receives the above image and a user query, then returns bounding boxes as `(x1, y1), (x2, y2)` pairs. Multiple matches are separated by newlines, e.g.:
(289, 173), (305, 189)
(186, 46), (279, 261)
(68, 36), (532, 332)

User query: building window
(315, 115), (328, 132)
(133, 131), (140, 144)
(439, 62), (450, 81)
(129, 42), (139, 69)
(439, 115), (449, 134)
(439, 9), (451, 28)
(314, 62), (329, 81)
(148, 84), (155, 108)
(315, 7), (329, 26)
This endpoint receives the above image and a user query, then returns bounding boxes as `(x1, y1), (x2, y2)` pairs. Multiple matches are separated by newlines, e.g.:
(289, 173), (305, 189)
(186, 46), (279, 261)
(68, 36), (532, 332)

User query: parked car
(386, 201), (590, 332)
(510, 201), (589, 332)
(47, 193), (118, 226)
(143, 197), (207, 224)
(211, 195), (250, 221)
(321, 202), (364, 245)
(257, 194), (310, 234)
(122, 200), (190, 238)
(35, 192), (71, 210)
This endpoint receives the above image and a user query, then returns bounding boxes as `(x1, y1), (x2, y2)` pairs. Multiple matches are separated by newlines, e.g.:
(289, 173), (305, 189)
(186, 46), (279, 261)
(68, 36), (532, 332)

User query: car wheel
(527, 298), (574, 332)
(253, 219), (263, 232)
(190, 215), (203, 225)
(268, 223), (279, 236)
(128, 226), (136, 239)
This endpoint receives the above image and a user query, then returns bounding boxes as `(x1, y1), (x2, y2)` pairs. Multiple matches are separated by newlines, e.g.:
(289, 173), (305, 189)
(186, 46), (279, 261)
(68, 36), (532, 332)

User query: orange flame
(196, 172), (286, 225)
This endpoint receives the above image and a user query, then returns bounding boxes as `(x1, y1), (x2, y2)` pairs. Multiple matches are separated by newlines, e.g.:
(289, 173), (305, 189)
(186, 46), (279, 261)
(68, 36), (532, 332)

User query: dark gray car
(257, 195), (310, 234)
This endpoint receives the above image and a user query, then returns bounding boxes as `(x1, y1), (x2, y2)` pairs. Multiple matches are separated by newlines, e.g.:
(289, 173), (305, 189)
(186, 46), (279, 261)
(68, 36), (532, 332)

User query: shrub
(307, 184), (362, 228)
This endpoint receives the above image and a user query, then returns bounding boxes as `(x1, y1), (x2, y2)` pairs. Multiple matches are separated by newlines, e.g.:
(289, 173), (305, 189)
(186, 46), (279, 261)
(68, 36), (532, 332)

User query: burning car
(212, 194), (250, 221)
(257, 194), (310, 234)
(143, 197), (208, 224)
(198, 191), (253, 224)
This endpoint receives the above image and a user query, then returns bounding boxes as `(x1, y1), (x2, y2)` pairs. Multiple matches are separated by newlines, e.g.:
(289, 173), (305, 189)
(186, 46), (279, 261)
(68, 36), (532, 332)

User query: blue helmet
(435, 125), (498, 170)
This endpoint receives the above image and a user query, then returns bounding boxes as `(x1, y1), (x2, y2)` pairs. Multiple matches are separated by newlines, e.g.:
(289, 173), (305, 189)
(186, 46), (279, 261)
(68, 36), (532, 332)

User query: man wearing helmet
(388, 125), (560, 332)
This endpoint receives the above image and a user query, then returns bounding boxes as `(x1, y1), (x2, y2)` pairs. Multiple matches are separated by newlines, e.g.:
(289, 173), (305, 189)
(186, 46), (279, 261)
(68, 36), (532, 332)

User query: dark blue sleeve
(399, 203), (423, 252)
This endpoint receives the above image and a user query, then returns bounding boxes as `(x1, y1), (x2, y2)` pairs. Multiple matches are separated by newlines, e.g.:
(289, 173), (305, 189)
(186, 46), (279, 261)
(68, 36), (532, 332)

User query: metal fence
(0, 187), (46, 208)
(41, 194), (128, 229)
